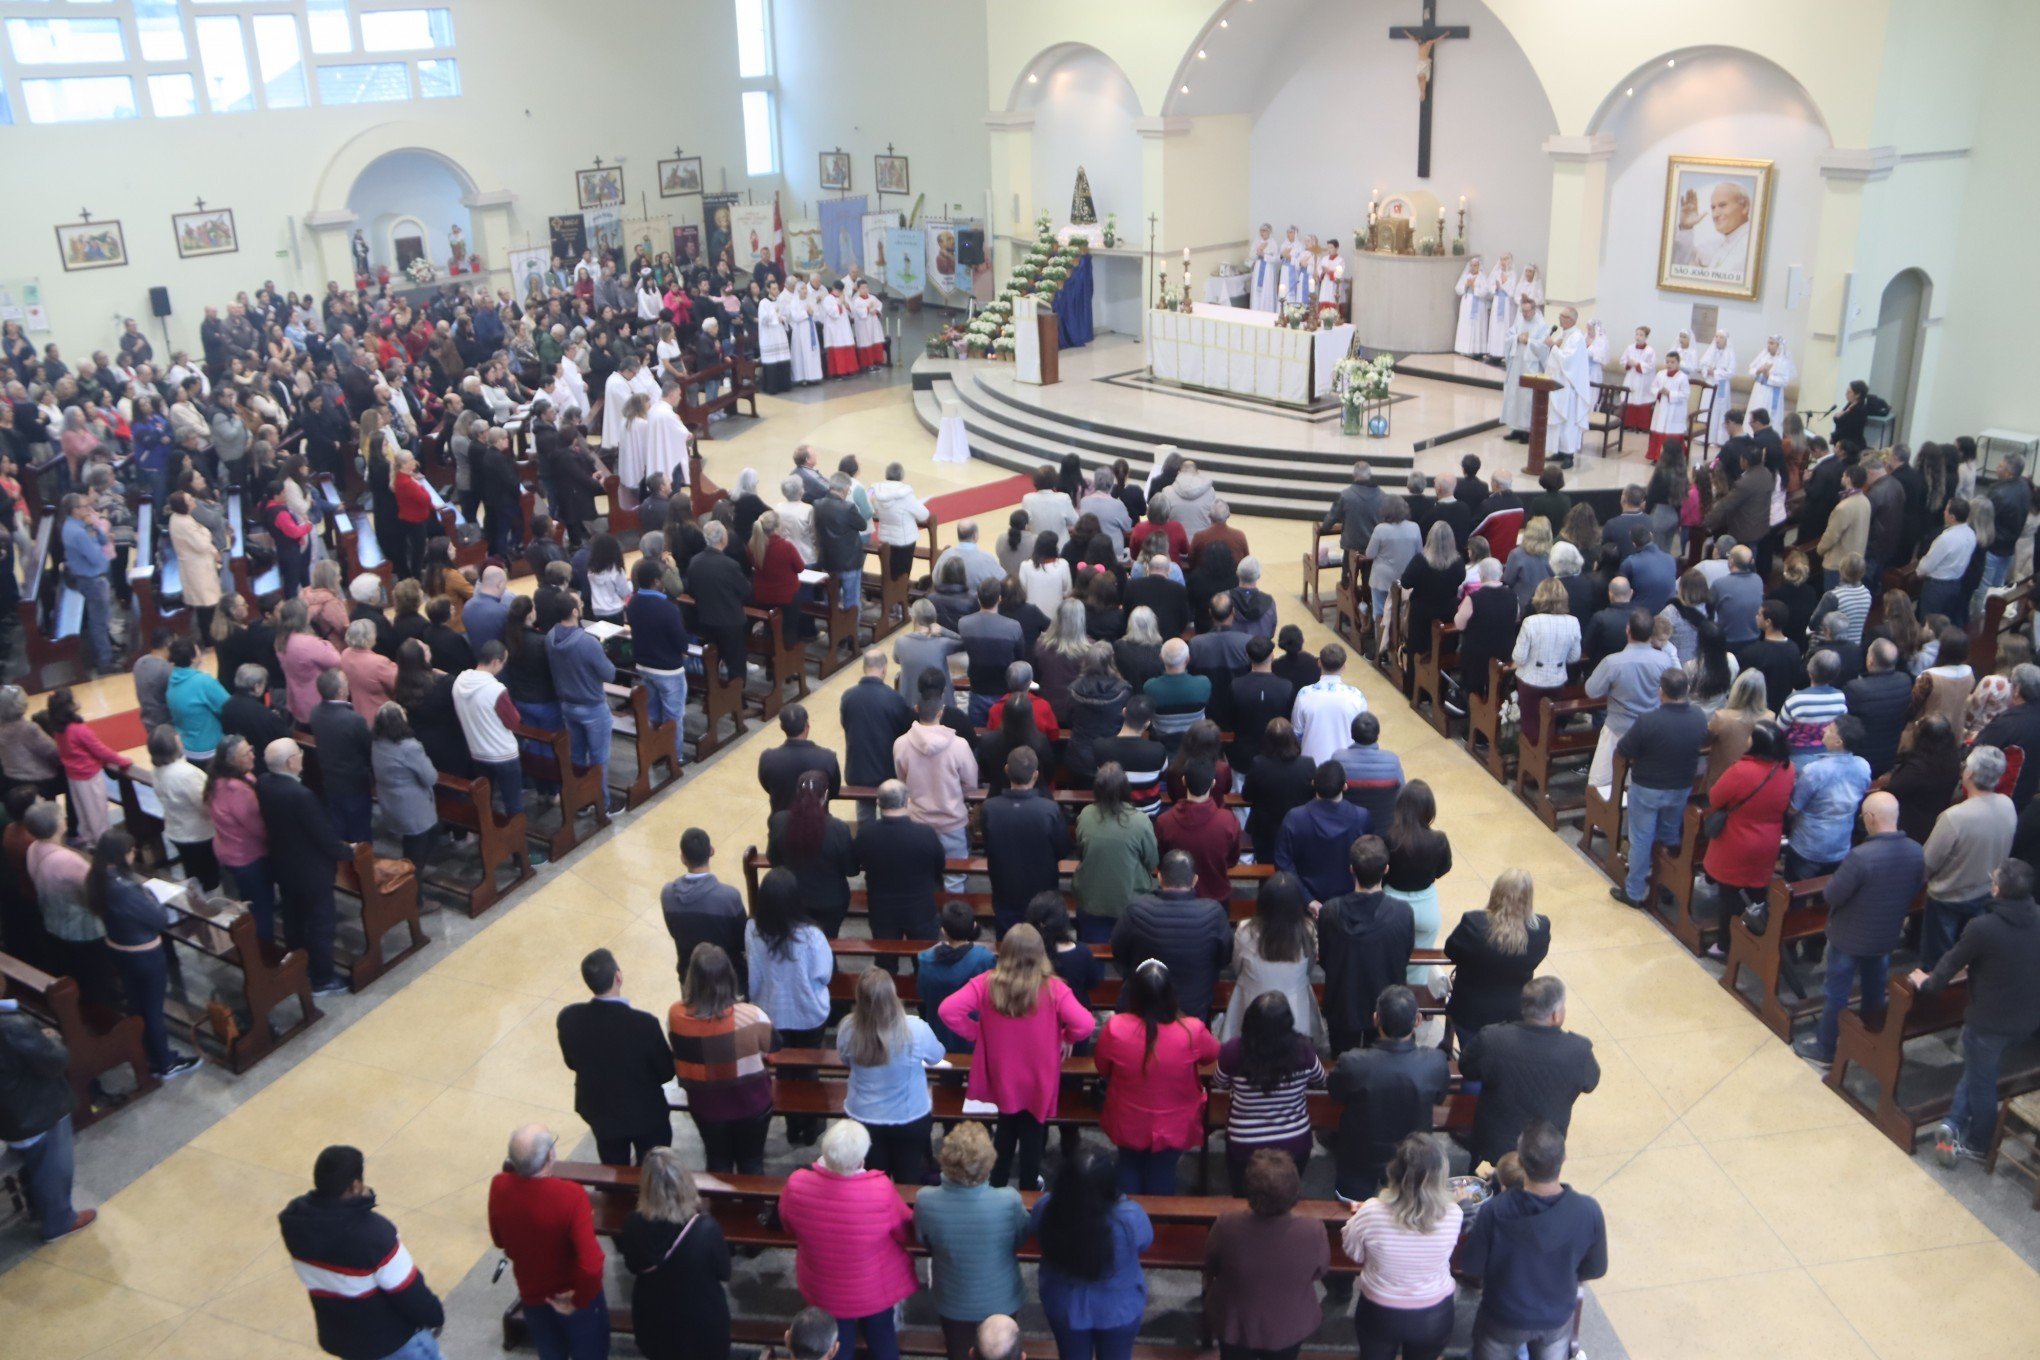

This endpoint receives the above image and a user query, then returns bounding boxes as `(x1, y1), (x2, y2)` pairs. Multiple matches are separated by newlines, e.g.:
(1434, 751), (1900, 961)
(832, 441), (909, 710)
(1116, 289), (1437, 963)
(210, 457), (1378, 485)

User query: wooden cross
(194, 197), (207, 212)
(1388, 0), (1469, 179)
(593, 156), (604, 168)
(673, 146), (684, 158)
(79, 208), (93, 222)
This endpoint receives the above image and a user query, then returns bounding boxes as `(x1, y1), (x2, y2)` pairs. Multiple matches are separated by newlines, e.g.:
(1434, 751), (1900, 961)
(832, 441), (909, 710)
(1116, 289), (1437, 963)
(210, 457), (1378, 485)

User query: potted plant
(1333, 354), (1396, 437)
(1103, 213), (1118, 248)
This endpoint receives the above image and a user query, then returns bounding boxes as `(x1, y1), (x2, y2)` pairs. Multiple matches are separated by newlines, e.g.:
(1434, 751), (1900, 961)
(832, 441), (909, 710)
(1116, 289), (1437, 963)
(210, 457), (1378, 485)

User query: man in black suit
(1458, 976), (1601, 1168)
(306, 668), (374, 843)
(855, 780), (947, 945)
(220, 662), (290, 752)
(256, 738), (353, 996)
(1327, 985), (1452, 1200)
(755, 703), (842, 814)
(1125, 554), (1191, 639)
(686, 521), (752, 681)
(1746, 407), (1786, 479)
(1228, 636), (1295, 769)
(1581, 578), (1636, 669)
(839, 650), (915, 810)
(555, 948), (674, 1166)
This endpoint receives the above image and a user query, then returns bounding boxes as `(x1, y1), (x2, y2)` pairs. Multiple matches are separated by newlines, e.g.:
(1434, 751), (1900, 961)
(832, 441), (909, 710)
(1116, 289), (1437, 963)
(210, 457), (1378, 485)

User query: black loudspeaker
(956, 229), (984, 268)
(149, 286), (172, 318)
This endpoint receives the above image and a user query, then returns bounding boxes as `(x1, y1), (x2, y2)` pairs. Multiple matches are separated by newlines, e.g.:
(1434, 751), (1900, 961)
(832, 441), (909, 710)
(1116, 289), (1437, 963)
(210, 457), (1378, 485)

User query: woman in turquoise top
(164, 637), (229, 761)
(913, 1121), (1028, 1360)
(836, 968), (946, 1184)
(1029, 1151), (1155, 1360)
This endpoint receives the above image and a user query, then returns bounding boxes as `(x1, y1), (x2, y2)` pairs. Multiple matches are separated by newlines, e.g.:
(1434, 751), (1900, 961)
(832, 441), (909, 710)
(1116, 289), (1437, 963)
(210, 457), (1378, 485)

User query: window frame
(734, 0), (777, 178)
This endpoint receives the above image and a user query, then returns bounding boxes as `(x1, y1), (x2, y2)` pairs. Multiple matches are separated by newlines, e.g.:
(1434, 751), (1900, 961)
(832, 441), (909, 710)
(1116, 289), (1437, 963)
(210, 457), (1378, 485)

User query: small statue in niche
(351, 229), (371, 279)
(447, 224), (468, 272)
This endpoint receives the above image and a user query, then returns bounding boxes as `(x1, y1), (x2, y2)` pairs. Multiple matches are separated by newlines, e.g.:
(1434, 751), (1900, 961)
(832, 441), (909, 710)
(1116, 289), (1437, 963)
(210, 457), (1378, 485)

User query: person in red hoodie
(778, 1118), (919, 1360)
(1155, 760), (1241, 904)
(390, 451), (435, 582)
(487, 1123), (607, 1360)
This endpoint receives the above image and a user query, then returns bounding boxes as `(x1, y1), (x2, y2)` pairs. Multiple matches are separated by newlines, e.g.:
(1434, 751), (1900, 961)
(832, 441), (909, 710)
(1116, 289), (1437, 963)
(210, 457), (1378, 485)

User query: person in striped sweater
(279, 1145), (445, 1360)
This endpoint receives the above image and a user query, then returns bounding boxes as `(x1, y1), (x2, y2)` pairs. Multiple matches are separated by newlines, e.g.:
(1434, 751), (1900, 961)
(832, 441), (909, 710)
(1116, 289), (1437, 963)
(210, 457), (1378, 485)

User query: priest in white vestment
(1249, 224), (1281, 312)
(599, 355), (644, 450)
(618, 382), (691, 496)
(1484, 254), (1517, 359)
(788, 282), (824, 386)
(1620, 327), (1657, 432)
(1287, 238), (1317, 308)
(1698, 333), (1737, 446)
(1543, 308), (1592, 464)
(1647, 352), (1691, 463)
(1498, 295), (1547, 440)
(549, 349), (590, 423)
(850, 283), (887, 369)
(1452, 257), (1486, 357)
(757, 279), (793, 394)
(1747, 336), (1792, 428)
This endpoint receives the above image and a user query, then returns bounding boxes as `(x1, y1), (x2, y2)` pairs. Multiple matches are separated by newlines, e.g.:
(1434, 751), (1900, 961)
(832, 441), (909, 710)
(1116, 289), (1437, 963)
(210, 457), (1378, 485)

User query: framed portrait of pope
(1656, 156), (1773, 302)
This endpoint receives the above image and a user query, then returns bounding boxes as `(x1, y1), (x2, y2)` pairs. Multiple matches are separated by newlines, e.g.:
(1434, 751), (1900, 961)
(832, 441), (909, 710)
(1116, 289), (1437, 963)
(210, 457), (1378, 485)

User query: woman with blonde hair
(913, 1122), (1029, 1360)
(1442, 868), (1550, 1037)
(1511, 576), (1581, 737)
(300, 558), (350, 639)
(939, 923), (1096, 1188)
(837, 967), (947, 1184)
(1703, 668), (1772, 789)
(1034, 597), (1092, 722)
(1339, 1133), (1462, 1359)
(619, 1147), (730, 1360)
(1502, 516), (1554, 613)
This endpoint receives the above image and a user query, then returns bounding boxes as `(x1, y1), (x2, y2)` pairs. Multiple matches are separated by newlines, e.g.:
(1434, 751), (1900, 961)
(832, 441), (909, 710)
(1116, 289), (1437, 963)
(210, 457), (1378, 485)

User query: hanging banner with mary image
(703, 193), (740, 271)
(818, 196), (867, 276)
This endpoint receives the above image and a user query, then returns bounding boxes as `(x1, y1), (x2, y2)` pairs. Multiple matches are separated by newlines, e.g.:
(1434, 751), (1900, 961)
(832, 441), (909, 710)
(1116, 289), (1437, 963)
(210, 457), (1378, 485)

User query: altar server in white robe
(850, 282), (887, 370)
(757, 280), (793, 394)
(599, 354), (648, 451)
(1249, 224), (1281, 312)
(1498, 294), (1547, 441)
(1543, 307), (1592, 465)
(1585, 320), (1609, 387)
(617, 383), (690, 499)
(1484, 254), (1518, 359)
(1698, 332), (1737, 447)
(1316, 239), (1346, 311)
(1620, 327), (1658, 432)
(788, 281), (824, 386)
(636, 271), (664, 322)
(1647, 351), (1691, 463)
(549, 348), (591, 423)
(1747, 335), (1792, 429)
(818, 282), (859, 379)
(1452, 256), (1487, 357)
(1288, 236), (1318, 308)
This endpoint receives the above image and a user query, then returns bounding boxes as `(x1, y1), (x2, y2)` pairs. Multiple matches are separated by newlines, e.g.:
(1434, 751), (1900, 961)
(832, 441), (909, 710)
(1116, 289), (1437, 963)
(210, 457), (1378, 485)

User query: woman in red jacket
(1093, 959), (1218, 1195)
(390, 451), (434, 582)
(1702, 718), (1795, 955)
(778, 1118), (918, 1360)
(749, 509), (811, 643)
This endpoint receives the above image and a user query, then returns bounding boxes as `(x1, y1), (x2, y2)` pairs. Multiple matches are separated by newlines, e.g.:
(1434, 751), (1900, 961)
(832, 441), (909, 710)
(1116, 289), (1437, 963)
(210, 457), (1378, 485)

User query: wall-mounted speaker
(956, 229), (984, 268)
(149, 286), (172, 318)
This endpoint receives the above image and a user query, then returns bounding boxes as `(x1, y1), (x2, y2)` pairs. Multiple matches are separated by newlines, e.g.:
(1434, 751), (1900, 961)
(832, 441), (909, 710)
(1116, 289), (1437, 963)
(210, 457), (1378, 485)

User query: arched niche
(346, 149), (476, 273)
(1013, 44), (1146, 235)
(1870, 268), (1932, 445)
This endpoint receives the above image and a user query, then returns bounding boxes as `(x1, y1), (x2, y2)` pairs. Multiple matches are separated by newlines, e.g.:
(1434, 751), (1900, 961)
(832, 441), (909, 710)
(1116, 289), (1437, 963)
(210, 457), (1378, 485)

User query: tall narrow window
(733, 0), (772, 78)
(734, 0), (778, 180)
(194, 15), (253, 112)
(148, 72), (198, 119)
(416, 57), (459, 99)
(252, 14), (307, 109)
(742, 89), (777, 176)
(21, 75), (137, 124)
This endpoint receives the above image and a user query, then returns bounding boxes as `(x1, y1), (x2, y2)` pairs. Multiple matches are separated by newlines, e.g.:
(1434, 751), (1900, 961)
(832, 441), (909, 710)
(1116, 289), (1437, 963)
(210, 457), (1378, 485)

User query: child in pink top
(45, 688), (130, 843)
(939, 924), (1096, 1189)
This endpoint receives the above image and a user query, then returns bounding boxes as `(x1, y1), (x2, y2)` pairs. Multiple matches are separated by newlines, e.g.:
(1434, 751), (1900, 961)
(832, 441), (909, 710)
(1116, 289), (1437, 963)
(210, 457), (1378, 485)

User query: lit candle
(1459, 195), (1466, 209)
(1370, 188), (1379, 203)
(1182, 247), (1191, 266)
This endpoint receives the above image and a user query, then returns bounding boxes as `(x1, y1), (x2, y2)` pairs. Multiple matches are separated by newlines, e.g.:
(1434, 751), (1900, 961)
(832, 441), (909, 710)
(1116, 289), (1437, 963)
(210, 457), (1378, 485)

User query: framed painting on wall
(875, 154), (910, 196)
(659, 157), (703, 197)
(56, 219), (128, 271)
(819, 151), (852, 192)
(577, 165), (625, 210)
(1657, 155), (1773, 302)
(172, 208), (238, 259)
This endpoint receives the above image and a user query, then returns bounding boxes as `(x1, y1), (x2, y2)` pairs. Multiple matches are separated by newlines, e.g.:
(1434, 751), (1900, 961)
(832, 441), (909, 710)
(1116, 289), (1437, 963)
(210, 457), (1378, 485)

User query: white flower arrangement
(1281, 304), (1311, 329)
(1334, 354), (1396, 407)
(992, 335), (1017, 355)
(405, 258), (437, 285)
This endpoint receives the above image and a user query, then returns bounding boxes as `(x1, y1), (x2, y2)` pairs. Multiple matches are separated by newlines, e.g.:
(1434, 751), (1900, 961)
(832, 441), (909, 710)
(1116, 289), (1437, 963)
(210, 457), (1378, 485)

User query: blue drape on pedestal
(1053, 254), (1094, 349)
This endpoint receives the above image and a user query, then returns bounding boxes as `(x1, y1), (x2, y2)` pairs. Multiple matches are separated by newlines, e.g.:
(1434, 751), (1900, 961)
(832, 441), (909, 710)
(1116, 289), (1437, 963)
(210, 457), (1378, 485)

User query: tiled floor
(4, 360), (2037, 1360)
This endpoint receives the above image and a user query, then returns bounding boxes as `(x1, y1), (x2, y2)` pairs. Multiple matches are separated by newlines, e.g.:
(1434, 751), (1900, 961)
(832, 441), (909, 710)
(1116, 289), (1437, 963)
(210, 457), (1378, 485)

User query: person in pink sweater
(891, 695), (980, 889)
(1093, 959), (1219, 1195)
(275, 598), (343, 724)
(778, 1119), (918, 1360)
(939, 924), (1097, 1190)
(45, 688), (131, 843)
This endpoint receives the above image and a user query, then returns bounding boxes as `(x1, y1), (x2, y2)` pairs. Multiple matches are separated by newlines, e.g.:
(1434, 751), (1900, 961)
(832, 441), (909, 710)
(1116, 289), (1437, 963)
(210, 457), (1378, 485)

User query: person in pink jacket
(1093, 959), (1219, 1195)
(939, 924), (1098, 1190)
(275, 597), (342, 724)
(778, 1119), (918, 1360)
(891, 692), (980, 888)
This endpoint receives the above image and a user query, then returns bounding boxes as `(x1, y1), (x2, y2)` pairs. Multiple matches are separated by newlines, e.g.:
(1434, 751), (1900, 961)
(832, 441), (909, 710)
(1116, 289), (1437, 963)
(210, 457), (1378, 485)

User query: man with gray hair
(1320, 461), (1384, 555)
(775, 474), (818, 564)
(1458, 976), (1601, 1168)
(1080, 469), (1134, 555)
(256, 736), (352, 994)
(1145, 636), (1210, 745)
(933, 520), (1004, 594)
(221, 661), (290, 752)
(1983, 453), (2032, 596)
(972, 1315), (1024, 1360)
(1920, 744), (2018, 968)
(856, 776), (946, 942)
(1972, 663), (2040, 809)
(488, 1122), (608, 1354)
(1190, 498), (1250, 570)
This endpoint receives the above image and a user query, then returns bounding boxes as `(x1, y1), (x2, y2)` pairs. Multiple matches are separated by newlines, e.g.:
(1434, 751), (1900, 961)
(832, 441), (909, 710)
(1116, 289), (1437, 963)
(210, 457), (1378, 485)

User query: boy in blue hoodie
(545, 598), (624, 815)
(1460, 1120), (1609, 1360)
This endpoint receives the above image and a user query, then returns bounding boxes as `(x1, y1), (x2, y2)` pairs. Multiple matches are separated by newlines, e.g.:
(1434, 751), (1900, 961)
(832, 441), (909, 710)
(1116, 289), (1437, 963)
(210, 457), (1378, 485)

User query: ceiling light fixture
(1197, 49), (1207, 59)
(1626, 87), (1635, 96)
(1219, 18), (1229, 27)
(1666, 58), (1675, 67)
(1180, 84), (1191, 94)
(1027, 72), (1038, 83)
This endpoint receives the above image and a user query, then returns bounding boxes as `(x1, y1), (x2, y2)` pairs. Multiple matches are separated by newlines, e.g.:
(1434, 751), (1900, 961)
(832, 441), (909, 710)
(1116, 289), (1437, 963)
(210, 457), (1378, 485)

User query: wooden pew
(1299, 526), (1340, 624)
(1575, 752), (1631, 881)
(0, 951), (157, 1127)
(1464, 657), (1513, 782)
(744, 603), (806, 719)
(425, 772), (534, 916)
(1410, 621), (1462, 736)
(110, 767), (169, 873)
(690, 642), (748, 759)
(605, 682), (682, 809)
(801, 573), (861, 678)
(126, 501), (193, 653)
(334, 841), (429, 991)
(687, 451), (728, 521)
(1972, 578), (2032, 677)
(1334, 552), (1374, 650)
(1649, 803), (1713, 954)
(600, 473), (642, 537)
(1512, 691), (1602, 828)
(160, 895), (320, 1073)
(515, 721), (609, 859)
(1372, 583), (1412, 698)
(16, 512), (88, 693)
(1719, 875), (1846, 1039)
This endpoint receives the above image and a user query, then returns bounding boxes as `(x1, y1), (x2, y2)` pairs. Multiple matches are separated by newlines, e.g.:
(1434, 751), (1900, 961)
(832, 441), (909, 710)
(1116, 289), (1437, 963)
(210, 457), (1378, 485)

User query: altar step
(913, 371), (1412, 522)
(1394, 357), (1507, 392)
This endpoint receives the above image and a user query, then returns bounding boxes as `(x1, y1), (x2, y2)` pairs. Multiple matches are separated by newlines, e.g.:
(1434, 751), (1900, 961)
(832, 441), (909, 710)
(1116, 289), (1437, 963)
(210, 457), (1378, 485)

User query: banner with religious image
(548, 214), (586, 261)
(703, 194), (740, 270)
(508, 246), (549, 302)
(729, 202), (778, 276)
(924, 220), (958, 299)
(785, 220), (824, 278)
(884, 228), (925, 299)
(673, 224), (703, 271)
(818, 196), (867, 275)
(861, 210), (896, 286)
(620, 216), (673, 277)
(587, 208), (623, 262)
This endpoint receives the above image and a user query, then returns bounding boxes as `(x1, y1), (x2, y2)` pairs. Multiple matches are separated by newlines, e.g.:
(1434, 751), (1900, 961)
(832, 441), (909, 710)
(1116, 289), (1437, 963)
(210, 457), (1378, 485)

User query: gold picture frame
(1656, 155), (1773, 302)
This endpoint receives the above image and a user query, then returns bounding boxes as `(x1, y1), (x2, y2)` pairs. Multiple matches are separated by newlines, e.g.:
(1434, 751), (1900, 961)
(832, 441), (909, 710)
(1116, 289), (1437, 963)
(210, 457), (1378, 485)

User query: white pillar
(1540, 134), (1615, 319)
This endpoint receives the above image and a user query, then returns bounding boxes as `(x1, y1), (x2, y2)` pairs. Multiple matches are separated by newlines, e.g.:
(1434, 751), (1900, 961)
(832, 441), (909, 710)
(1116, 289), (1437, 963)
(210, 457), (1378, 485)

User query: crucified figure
(1416, 36), (1443, 99)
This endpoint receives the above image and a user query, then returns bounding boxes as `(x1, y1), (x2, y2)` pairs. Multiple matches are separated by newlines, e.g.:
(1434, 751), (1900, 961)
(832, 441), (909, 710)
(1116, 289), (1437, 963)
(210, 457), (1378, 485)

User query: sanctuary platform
(913, 335), (1663, 519)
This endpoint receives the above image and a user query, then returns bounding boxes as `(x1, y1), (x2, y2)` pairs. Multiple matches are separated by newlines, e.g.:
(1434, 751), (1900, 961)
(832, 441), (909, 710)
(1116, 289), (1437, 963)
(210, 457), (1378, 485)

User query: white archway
(1870, 268), (1932, 444)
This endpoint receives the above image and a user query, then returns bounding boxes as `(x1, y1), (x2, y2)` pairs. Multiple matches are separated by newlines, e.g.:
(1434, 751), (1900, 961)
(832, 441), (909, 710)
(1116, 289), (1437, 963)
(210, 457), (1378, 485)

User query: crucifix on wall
(1388, 0), (1470, 179)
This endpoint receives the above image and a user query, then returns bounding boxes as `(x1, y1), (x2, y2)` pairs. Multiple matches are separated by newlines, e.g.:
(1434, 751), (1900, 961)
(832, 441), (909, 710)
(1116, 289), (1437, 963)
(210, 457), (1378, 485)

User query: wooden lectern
(1519, 374), (1562, 477)
(1036, 310), (1060, 386)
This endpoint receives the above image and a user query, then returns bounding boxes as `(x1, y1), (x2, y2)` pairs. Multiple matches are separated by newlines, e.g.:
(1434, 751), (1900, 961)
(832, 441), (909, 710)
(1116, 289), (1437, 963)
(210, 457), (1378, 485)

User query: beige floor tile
(37, 1148), (310, 1308)
(429, 898), (623, 998)
(80, 1319), (185, 1359)
(1561, 1036), (1681, 1159)
(191, 1054), (444, 1177)
(140, 1310), (327, 1359)
(365, 1085), (587, 1212)
(1708, 1122), (1994, 1265)
(1618, 1026), (1773, 1115)
(1809, 1242), (2040, 1360)
(1680, 1041), (1860, 1144)
(1596, 1268), (1877, 1360)
(0, 1259), (186, 1360)
(1592, 1143), (1796, 1292)
(1541, 939), (1750, 1039)
(450, 1000), (583, 1112)
(199, 1261), (322, 1349)
(315, 973), (547, 1085)
(523, 870), (648, 927)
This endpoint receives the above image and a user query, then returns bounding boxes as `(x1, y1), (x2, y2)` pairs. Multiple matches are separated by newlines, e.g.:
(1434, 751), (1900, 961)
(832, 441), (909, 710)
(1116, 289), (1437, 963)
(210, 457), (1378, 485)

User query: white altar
(1146, 305), (1353, 408)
